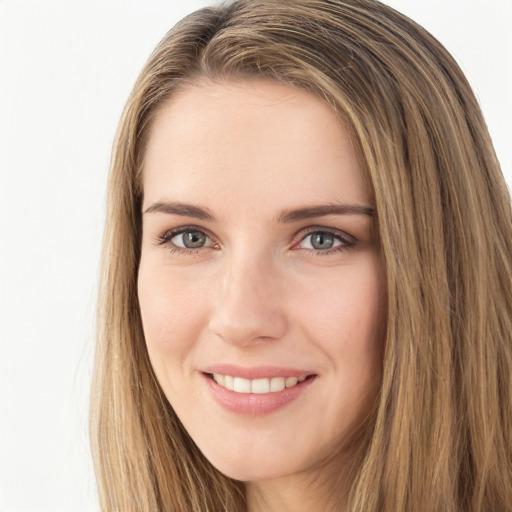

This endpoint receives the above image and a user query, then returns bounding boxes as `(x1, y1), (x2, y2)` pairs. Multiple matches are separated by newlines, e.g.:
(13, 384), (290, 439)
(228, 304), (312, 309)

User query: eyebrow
(144, 201), (215, 220)
(143, 201), (375, 222)
(277, 203), (375, 222)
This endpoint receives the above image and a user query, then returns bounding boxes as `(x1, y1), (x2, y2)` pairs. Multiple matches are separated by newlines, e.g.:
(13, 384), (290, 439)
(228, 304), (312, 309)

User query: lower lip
(202, 373), (316, 416)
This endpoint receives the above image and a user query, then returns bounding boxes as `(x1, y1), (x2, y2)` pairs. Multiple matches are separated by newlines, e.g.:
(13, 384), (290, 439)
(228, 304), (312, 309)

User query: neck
(244, 417), (373, 512)
(246, 476), (336, 512)
(245, 455), (355, 512)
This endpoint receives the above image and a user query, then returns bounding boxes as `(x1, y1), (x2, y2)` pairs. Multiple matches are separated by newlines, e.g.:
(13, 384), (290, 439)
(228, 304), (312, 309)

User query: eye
(156, 226), (217, 252)
(170, 229), (214, 249)
(296, 229), (355, 253)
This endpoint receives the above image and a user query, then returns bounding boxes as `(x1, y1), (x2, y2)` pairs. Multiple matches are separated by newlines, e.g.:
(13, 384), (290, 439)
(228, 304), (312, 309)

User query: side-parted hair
(90, 1), (512, 510)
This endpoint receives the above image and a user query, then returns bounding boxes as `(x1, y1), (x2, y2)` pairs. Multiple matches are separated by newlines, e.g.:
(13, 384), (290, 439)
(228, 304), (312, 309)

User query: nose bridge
(208, 247), (288, 345)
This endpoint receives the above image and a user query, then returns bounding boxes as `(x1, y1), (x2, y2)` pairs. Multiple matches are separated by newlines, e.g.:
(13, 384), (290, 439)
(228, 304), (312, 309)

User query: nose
(208, 253), (288, 346)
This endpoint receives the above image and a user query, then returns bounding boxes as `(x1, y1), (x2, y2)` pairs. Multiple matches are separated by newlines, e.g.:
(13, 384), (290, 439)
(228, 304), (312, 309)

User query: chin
(196, 434), (330, 484)
(210, 458), (295, 483)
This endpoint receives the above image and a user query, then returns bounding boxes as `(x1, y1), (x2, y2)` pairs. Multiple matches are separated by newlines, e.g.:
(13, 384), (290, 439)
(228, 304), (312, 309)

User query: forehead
(142, 79), (370, 212)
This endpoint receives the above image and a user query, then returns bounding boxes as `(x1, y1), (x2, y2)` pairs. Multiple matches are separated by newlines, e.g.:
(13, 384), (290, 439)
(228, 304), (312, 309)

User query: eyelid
(155, 225), (219, 248)
(291, 226), (358, 255)
(294, 226), (357, 244)
(153, 224), (357, 254)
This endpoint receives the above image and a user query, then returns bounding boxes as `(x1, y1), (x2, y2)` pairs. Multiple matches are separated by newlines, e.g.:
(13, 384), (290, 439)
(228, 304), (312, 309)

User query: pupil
(183, 231), (206, 248)
(311, 232), (334, 250)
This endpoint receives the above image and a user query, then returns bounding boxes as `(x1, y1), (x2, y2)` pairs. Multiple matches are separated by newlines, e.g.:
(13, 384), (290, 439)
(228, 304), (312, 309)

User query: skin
(138, 79), (386, 512)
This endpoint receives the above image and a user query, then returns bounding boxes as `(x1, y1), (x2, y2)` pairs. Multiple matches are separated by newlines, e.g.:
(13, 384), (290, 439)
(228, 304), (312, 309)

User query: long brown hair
(90, 1), (512, 510)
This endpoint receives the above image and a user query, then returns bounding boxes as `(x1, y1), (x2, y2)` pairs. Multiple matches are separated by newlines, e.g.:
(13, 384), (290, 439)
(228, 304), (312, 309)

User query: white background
(0, 1), (510, 511)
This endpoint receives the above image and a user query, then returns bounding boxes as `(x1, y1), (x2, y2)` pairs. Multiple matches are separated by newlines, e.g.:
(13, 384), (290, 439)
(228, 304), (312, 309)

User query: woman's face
(138, 79), (386, 485)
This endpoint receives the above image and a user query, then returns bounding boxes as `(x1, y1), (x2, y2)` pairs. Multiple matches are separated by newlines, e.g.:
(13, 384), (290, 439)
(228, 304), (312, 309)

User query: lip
(202, 364), (315, 380)
(201, 365), (317, 416)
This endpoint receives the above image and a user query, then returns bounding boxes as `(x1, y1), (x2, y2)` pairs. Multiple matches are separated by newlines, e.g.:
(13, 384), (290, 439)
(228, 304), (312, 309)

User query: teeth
(213, 373), (225, 386)
(224, 375), (234, 391)
(251, 378), (270, 394)
(212, 374), (309, 394)
(285, 376), (298, 387)
(233, 377), (251, 393)
(270, 376), (285, 392)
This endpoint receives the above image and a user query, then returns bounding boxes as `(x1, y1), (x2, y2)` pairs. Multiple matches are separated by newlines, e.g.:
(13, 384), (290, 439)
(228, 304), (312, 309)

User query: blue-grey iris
(182, 231), (206, 248)
(311, 232), (335, 250)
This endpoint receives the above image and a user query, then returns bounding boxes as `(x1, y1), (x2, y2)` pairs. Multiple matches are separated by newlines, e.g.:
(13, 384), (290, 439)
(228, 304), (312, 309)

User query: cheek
(336, 265), (386, 377)
(137, 262), (209, 373)
(292, 256), (386, 400)
(297, 256), (385, 348)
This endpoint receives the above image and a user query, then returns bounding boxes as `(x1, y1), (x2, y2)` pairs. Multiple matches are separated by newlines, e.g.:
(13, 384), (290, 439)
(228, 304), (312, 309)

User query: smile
(211, 373), (309, 394)
(203, 370), (317, 415)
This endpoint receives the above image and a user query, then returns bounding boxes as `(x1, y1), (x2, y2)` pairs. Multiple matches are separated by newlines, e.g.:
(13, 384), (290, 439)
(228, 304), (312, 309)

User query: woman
(90, 1), (512, 510)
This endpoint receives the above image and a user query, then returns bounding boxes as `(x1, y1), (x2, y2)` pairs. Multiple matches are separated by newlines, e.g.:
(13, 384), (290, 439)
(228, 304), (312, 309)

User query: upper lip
(202, 364), (316, 380)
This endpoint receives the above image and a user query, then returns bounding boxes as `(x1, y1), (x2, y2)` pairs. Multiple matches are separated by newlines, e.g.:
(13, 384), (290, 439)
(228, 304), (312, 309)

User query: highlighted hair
(90, 1), (512, 510)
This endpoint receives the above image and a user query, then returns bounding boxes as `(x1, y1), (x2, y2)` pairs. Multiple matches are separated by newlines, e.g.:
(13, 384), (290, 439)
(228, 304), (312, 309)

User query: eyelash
(156, 225), (218, 255)
(155, 226), (357, 256)
(296, 228), (356, 255)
